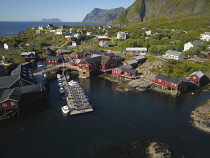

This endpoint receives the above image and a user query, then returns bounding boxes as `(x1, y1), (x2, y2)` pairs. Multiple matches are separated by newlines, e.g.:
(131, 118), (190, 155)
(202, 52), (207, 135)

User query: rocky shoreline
(191, 99), (210, 134)
(147, 142), (171, 158)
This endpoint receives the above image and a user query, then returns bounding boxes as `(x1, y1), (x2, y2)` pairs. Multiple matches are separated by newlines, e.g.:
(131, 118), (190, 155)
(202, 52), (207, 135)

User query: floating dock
(62, 76), (93, 115)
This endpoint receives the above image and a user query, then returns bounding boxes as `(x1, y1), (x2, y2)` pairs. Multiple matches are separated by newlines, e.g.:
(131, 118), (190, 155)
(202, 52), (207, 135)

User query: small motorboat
(57, 78), (62, 83)
(61, 105), (69, 114)
(38, 64), (44, 67)
(57, 74), (61, 79)
(59, 87), (65, 94)
(58, 82), (63, 88)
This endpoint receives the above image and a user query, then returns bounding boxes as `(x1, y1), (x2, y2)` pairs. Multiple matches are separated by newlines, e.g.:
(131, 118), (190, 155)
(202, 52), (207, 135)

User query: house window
(158, 79), (161, 82)
(2, 103), (7, 107)
(11, 102), (16, 106)
(193, 76), (196, 79)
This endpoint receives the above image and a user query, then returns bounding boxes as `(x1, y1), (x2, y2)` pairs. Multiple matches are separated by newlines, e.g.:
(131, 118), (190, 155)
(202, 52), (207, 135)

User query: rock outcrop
(147, 142), (171, 158)
(191, 99), (210, 133)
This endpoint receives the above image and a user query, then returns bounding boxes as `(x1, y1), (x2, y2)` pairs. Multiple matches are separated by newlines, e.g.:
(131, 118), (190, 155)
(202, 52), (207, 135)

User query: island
(41, 18), (62, 22)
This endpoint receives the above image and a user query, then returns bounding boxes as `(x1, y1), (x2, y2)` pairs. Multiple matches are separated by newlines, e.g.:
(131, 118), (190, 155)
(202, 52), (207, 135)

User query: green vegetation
(163, 59), (210, 78)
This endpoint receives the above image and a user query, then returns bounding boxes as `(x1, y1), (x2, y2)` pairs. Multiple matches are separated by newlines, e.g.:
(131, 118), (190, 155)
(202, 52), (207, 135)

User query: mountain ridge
(82, 7), (125, 23)
(111, 0), (210, 26)
(41, 18), (62, 22)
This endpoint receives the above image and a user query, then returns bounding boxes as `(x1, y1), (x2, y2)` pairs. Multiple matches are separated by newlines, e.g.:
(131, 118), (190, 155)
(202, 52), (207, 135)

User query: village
(0, 24), (210, 119)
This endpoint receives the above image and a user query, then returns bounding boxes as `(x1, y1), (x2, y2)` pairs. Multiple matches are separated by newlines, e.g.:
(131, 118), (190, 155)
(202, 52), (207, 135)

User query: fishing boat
(61, 105), (69, 114)
(59, 87), (65, 94)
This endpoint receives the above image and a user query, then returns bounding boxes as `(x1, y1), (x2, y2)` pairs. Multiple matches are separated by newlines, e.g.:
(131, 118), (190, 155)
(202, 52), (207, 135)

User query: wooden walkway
(62, 75), (93, 115)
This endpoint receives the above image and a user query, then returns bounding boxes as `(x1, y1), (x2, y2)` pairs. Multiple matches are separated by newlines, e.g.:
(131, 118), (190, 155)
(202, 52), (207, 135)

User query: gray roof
(177, 76), (188, 82)
(85, 56), (102, 64)
(125, 60), (138, 65)
(165, 50), (183, 56)
(203, 32), (210, 35)
(0, 65), (35, 89)
(20, 83), (42, 94)
(189, 41), (203, 46)
(116, 66), (137, 74)
(133, 55), (146, 60)
(155, 74), (182, 84)
(0, 87), (21, 103)
(190, 71), (204, 78)
(21, 52), (36, 56)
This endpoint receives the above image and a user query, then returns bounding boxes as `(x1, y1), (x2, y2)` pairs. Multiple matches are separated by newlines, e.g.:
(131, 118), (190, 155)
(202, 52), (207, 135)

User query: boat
(57, 78), (62, 83)
(59, 87), (65, 94)
(38, 64), (44, 67)
(61, 105), (69, 114)
(58, 82), (63, 88)
(57, 74), (61, 79)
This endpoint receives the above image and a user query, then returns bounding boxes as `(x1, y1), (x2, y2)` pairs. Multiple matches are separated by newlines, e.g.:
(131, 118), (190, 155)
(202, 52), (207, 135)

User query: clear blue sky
(0, 0), (135, 22)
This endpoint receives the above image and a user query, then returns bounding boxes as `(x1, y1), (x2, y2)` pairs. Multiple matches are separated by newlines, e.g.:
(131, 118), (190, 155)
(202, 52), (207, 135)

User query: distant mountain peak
(41, 18), (62, 22)
(82, 7), (125, 23)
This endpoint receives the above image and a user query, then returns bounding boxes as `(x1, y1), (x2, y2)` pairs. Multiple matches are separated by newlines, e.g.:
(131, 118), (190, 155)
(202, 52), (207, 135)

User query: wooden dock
(62, 75), (93, 115)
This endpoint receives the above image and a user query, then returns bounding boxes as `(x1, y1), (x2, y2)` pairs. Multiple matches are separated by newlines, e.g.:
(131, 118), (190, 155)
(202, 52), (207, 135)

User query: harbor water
(1, 62), (210, 157)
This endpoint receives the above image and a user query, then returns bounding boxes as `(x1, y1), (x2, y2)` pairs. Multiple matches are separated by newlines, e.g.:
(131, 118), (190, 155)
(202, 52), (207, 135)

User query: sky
(0, 0), (135, 22)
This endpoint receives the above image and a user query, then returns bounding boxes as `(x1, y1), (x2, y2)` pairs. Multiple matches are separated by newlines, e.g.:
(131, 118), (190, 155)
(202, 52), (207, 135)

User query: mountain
(82, 7), (125, 23)
(111, 0), (210, 26)
(41, 18), (62, 22)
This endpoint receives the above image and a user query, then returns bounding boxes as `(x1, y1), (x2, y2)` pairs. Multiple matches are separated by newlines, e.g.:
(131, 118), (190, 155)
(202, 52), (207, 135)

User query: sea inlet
(0, 69), (210, 158)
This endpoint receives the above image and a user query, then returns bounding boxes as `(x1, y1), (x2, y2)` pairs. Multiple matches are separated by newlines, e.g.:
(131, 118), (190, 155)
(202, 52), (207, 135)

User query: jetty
(61, 76), (93, 115)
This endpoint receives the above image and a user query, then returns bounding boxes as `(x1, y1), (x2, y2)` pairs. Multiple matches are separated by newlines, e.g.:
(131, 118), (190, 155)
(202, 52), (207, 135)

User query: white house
(86, 32), (92, 36)
(200, 32), (210, 41)
(70, 28), (76, 35)
(55, 29), (63, 35)
(126, 47), (147, 54)
(117, 32), (126, 39)
(3, 43), (9, 50)
(99, 41), (109, 47)
(184, 41), (203, 51)
(145, 30), (152, 36)
(163, 50), (184, 60)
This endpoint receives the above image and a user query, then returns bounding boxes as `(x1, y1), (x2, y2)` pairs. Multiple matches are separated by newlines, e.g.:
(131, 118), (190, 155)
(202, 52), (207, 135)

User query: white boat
(59, 87), (65, 94)
(57, 78), (62, 83)
(38, 64), (44, 67)
(58, 83), (63, 88)
(61, 105), (69, 114)
(57, 74), (61, 79)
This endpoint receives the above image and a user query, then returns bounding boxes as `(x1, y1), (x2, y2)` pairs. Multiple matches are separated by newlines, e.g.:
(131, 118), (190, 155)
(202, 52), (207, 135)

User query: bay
(0, 21), (106, 37)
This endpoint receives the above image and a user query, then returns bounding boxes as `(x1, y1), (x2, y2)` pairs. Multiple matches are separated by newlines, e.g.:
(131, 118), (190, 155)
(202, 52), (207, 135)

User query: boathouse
(112, 66), (139, 78)
(189, 71), (209, 85)
(101, 56), (114, 70)
(46, 55), (64, 65)
(78, 56), (102, 70)
(151, 74), (188, 91)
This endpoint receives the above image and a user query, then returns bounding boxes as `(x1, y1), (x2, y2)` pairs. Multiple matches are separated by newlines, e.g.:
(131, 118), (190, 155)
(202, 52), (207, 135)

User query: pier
(61, 75), (93, 115)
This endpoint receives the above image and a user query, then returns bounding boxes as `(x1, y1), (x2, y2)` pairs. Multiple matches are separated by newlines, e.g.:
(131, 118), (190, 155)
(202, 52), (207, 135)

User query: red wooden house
(123, 60), (138, 68)
(0, 88), (20, 111)
(96, 36), (109, 42)
(20, 52), (37, 61)
(112, 66), (139, 78)
(43, 48), (53, 56)
(78, 56), (102, 70)
(189, 71), (209, 85)
(46, 55), (63, 65)
(71, 59), (81, 66)
(101, 56), (114, 70)
(131, 55), (146, 63)
(151, 74), (188, 91)
(56, 49), (72, 55)
(74, 52), (85, 59)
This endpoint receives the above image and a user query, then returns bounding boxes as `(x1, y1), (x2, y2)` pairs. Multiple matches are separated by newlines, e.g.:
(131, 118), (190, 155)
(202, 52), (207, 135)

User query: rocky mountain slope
(111, 0), (210, 26)
(82, 7), (125, 23)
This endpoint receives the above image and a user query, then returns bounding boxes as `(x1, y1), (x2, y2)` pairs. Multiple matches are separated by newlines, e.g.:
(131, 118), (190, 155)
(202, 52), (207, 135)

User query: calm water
(0, 61), (210, 158)
(0, 22), (107, 37)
